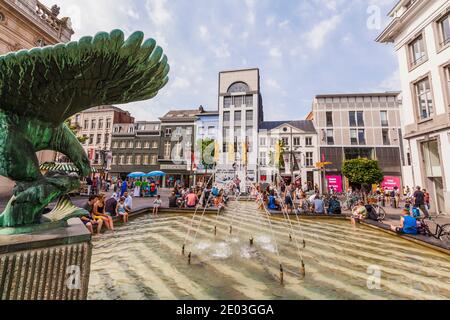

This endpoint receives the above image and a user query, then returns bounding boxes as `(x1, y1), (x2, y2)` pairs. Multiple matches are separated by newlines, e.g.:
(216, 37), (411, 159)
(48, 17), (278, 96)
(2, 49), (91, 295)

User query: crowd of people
(167, 183), (229, 212)
(81, 192), (133, 235)
(81, 172), (435, 239)
(252, 181), (342, 216)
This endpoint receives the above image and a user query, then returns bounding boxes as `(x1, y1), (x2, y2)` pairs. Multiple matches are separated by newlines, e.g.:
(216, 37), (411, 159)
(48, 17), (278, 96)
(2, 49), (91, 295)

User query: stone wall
(0, 219), (92, 300)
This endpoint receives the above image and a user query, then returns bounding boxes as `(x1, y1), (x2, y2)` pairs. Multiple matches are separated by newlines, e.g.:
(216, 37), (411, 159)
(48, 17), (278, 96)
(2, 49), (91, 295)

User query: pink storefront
(326, 175), (343, 193)
(381, 176), (401, 191)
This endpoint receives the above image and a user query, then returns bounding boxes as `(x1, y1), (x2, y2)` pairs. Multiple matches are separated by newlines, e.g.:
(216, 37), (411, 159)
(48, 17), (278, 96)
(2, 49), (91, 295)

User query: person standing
(121, 179), (128, 197)
(92, 177), (97, 195)
(413, 186), (430, 219)
(86, 176), (93, 196)
(423, 189), (431, 211)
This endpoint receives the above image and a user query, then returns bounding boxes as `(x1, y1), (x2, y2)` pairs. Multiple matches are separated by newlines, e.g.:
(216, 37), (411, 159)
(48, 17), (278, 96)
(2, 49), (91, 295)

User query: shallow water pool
(88, 202), (450, 300)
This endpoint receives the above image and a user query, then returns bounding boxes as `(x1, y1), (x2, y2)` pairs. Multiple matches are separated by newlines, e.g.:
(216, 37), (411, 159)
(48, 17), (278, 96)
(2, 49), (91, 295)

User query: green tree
(197, 138), (216, 176)
(342, 158), (384, 193)
(65, 119), (87, 144)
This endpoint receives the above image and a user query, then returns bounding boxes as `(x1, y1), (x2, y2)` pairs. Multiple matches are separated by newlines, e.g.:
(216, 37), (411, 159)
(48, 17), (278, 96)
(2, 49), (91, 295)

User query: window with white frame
(415, 77), (434, 120)
(259, 152), (267, 166)
(438, 12), (450, 47)
(151, 155), (158, 165)
(259, 137), (266, 146)
(119, 155), (125, 165)
(165, 128), (172, 137)
(380, 111), (389, 127)
(349, 129), (366, 145)
(112, 156), (117, 165)
(270, 137), (277, 146)
(445, 65), (450, 104)
(305, 152), (314, 167)
(282, 137), (289, 146)
(152, 141), (158, 149)
(127, 156), (133, 165)
(98, 118), (104, 130)
(106, 118), (111, 129)
(136, 141), (142, 149)
(409, 34), (427, 67)
(120, 141), (126, 149)
(326, 129), (334, 145)
(144, 141), (150, 149)
(164, 142), (171, 159)
(305, 137), (312, 146)
(91, 119), (96, 130)
(143, 155), (149, 165)
(84, 119), (89, 130)
(293, 137), (301, 146)
(128, 141), (134, 149)
(135, 155), (141, 165)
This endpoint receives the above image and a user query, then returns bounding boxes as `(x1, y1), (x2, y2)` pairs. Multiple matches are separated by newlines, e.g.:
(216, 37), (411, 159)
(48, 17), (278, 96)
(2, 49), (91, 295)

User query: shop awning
(39, 162), (98, 174)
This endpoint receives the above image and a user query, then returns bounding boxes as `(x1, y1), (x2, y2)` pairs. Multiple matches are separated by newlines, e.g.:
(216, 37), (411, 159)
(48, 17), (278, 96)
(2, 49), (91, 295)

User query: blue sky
(42, 0), (400, 121)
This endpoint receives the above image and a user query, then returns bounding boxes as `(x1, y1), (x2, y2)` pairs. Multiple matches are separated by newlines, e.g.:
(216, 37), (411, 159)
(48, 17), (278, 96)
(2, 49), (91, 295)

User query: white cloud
(278, 20), (290, 29)
(377, 70), (401, 91)
(145, 0), (171, 27)
(199, 25), (209, 40)
(172, 77), (191, 89)
(266, 78), (280, 89)
(305, 15), (342, 50)
(269, 47), (282, 58)
(212, 43), (231, 59)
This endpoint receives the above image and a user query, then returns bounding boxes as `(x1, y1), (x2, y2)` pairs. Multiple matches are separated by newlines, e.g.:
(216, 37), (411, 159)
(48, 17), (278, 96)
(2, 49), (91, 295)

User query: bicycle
(418, 214), (450, 242)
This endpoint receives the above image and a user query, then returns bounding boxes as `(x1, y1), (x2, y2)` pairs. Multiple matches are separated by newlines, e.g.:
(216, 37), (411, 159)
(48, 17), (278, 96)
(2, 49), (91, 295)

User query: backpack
(412, 207), (421, 218)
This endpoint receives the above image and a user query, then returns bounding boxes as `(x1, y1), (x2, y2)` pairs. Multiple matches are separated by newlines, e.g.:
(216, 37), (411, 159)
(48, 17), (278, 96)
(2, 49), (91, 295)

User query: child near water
(153, 195), (162, 216)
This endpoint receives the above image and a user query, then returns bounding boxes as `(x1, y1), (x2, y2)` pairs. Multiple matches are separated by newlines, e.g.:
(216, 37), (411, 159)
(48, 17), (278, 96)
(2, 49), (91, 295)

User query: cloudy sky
(41, 0), (399, 121)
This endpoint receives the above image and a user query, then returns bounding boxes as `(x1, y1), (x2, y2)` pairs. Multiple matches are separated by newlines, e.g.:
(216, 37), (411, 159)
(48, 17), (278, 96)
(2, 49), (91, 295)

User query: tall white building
(258, 121), (319, 188)
(377, 0), (450, 214)
(217, 69), (263, 187)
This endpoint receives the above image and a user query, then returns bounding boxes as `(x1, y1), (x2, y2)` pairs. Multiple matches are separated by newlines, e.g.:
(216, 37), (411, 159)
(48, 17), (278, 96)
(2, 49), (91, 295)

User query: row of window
(259, 136), (314, 147)
(325, 111), (390, 127)
(114, 123), (161, 133)
(223, 126), (254, 139)
(258, 152), (315, 167)
(223, 110), (254, 122)
(224, 95), (253, 109)
(408, 12), (449, 69)
(316, 96), (397, 104)
(112, 140), (159, 149)
(85, 133), (109, 146)
(325, 129), (392, 146)
(112, 154), (158, 166)
(222, 141), (253, 153)
(164, 127), (193, 138)
(82, 117), (112, 131)
(197, 126), (217, 136)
